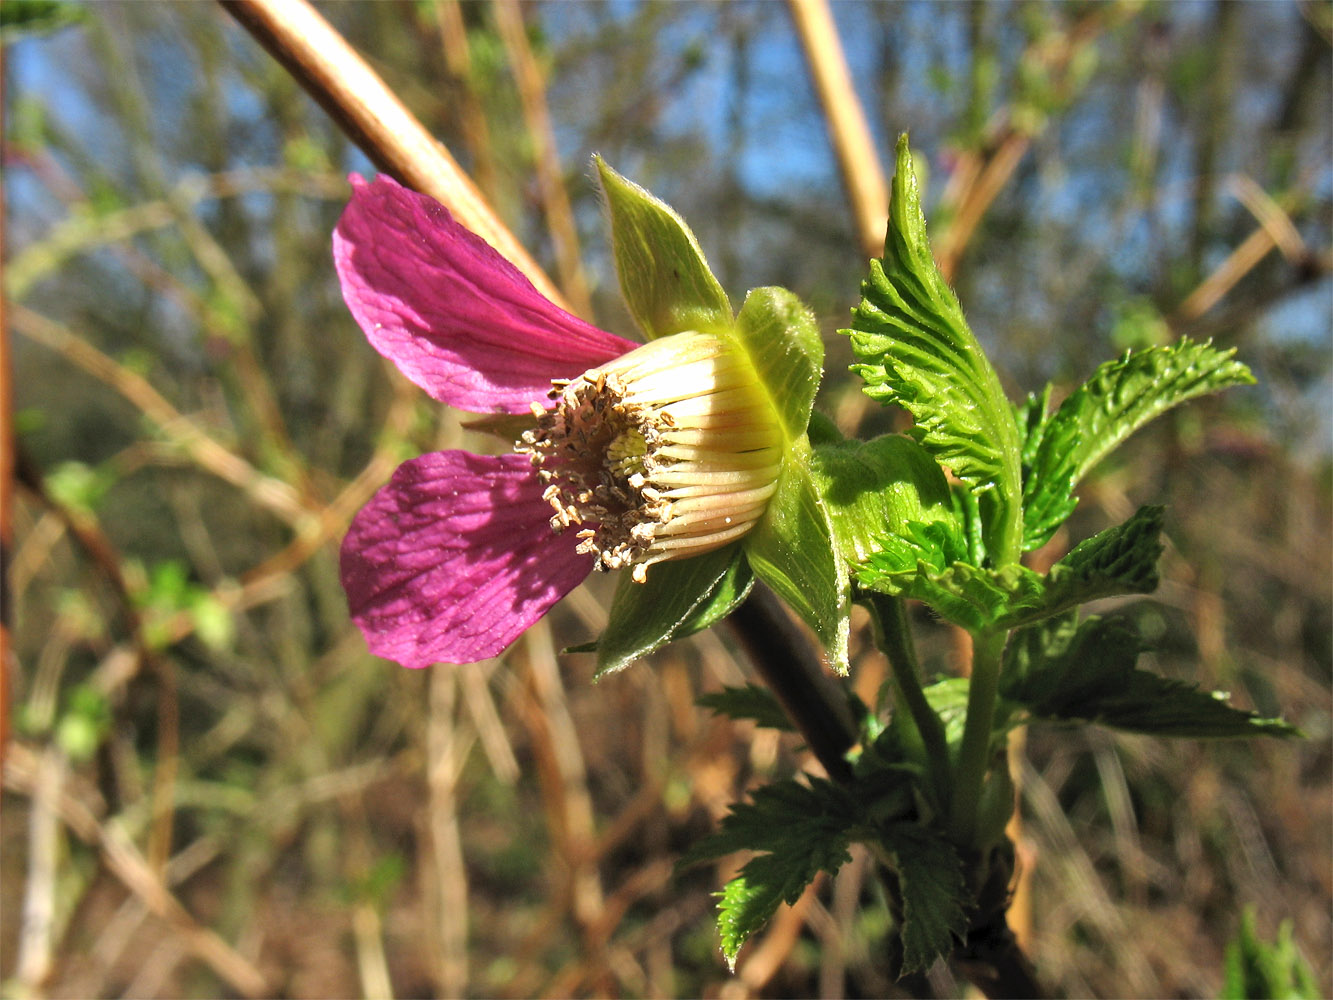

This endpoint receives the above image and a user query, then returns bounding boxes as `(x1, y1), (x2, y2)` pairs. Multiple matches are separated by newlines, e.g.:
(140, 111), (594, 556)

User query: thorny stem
(861, 592), (951, 802)
(729, 585), (858, 785)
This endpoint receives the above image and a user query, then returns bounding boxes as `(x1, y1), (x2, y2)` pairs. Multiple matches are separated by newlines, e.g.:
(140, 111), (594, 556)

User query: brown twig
(493, 0), (594, 318)
(3, 741), (271, 998)
(434, 0), (500, 201)
(13, 450), (181, 881)
(1, 40), (12, 770)
(787, 0), (888, 260)
(10, 303), (307, 526)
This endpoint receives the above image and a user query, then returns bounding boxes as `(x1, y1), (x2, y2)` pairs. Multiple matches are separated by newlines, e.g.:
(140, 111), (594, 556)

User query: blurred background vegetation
(2, 1), (1329, 997)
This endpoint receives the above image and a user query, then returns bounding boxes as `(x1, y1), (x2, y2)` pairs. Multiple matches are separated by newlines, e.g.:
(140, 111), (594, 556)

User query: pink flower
(335, 176), (783, 668)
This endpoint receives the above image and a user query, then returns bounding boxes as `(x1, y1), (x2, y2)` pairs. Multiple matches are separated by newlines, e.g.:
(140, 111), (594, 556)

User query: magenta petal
(334, 175), (637, 414)
(341, 450), (594, 667)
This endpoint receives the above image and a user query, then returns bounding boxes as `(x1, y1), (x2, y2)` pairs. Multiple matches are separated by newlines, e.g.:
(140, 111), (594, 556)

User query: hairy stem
(861, 592), (951, 801)
(948, 630), (1004, 844)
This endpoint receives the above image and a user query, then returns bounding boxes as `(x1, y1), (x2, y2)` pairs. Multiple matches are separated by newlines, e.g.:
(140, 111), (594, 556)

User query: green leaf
(1014, 386), (1079, 550)
(744, 439), (851, 672)
(697, 684), (794, 732)
(730, 286), (824, 444)
(858, 506), (1166, 632)
(811, 434), (955, 566)
(1041, 505), (1164, 613)
(595, 156), (732, 340)
(44, 460), (114, 517)
(1220, 907), (1321, 1000)
(842, 135), (1022, 562)
(681, 777), (857, 969)
(881, 825), (970, 975)
(1002, 615), (1301, 739)
(1022, 339), (1254, 549)
(595, 544), (752, 676)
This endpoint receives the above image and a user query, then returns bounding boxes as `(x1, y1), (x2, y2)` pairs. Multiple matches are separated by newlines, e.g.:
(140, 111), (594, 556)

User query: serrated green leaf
(881, 825), (970, 975)
(1022, 339), (1255, 549)
(680, 777), (857, 969)
(596, 156), (732, 340)
(697, 684), (794, 732)
(730, 286), (823, 444)
(681, 776), (858, 865)
(842, 135), (1022, 562)
(859, 506), (1166, 632)
(1041, 505), (1164, 613)
(1002, 615), (1300, 739)
(744, 439), (851, 672)
(811, 434), (955, 565)
(596, 544), (751, 676)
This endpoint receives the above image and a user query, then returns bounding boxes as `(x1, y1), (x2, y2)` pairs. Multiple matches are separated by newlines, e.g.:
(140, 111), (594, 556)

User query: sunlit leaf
(843, 135), (1022, 561)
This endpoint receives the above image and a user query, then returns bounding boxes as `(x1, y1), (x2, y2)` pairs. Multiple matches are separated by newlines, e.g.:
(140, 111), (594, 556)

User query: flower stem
(947, 629), (1005, 845)
(861, 592), (951, 801)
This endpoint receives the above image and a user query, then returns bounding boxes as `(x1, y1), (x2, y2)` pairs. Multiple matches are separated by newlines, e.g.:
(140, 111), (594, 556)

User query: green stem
(947, 629), (1005, 845)
(861, 592), (951, 801)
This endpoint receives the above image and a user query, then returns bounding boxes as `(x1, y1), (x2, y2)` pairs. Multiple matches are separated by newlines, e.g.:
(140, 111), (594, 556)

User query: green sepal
(842, 135), (1023, 562)
(743, 438), (851, 673)
(1002, 614), (1301, 739)
(731, 287), (824, 444)
(595, 156), (732, 340)
(1021, 338), (1255, 550)
(594, 543), (753, 677)
(811, 434), (955, 566)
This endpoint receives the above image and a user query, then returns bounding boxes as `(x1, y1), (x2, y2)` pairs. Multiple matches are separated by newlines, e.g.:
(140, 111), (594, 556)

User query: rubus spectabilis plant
(336, 135), (1297, 984)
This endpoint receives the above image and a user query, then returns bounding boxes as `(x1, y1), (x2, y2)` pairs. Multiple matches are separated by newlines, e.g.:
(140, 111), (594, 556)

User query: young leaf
(731, 286), (824, 443)
(595, 156), (732, 340)
(595, 544), (752, 676)
(1002, 614), (1300, 738)
(881, 825), (970, 976)
(1041, 505), (1164, 614)
(858, 506), (1166, 632)
(842, 135), (1023, 562)
(744, 440), (851, 672)
(697, 684), (794, 732)
(1022, 339), (1255, 549)
(680, 778), (857, 969)
(1014, 387), (1079, 550)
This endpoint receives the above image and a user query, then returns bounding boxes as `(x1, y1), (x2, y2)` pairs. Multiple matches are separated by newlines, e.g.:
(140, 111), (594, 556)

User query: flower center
(516, 331), (783, 582)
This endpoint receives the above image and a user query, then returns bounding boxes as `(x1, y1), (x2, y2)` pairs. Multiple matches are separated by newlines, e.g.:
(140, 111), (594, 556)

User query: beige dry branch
(787, 0), (889, 260)
(220, 0), (572, 311)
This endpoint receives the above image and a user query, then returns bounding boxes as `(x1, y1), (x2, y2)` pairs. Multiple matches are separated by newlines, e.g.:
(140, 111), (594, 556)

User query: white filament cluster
(516, 331), (782, 582)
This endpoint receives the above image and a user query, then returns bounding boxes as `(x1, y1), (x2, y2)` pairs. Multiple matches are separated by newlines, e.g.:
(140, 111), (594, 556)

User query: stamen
(514, 331), (782, 581)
